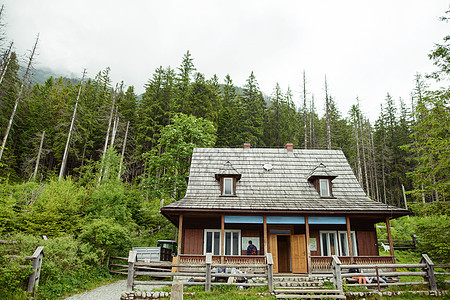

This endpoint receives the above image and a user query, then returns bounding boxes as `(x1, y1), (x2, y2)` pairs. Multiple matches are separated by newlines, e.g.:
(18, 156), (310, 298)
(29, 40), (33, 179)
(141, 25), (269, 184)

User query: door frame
(268, 225), (293, 273)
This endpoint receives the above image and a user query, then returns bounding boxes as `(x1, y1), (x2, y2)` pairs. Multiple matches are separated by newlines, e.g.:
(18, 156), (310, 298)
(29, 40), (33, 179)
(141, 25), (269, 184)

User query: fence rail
(331, 254), (440, 292)
(125, 251), (274, 292)
(377, 235), (418, 250)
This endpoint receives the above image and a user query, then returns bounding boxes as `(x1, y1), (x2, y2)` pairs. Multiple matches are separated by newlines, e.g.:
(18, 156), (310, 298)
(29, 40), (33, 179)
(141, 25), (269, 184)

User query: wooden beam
(386, 217), (395, 258)
(263, 216), (268, 255)
(221, 215), (225, 263)
(346, 216), (354, 257)
(177, 215), (183, 256)
(305, 216), (311, 274)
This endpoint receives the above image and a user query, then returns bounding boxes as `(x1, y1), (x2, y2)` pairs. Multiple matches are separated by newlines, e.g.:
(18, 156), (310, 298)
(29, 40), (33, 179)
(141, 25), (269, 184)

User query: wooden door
(269, 234), (278, 273)
(292, 234), (307, 273)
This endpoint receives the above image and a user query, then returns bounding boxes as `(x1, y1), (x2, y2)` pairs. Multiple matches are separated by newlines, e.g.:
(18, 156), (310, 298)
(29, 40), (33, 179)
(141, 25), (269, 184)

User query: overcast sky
(4, 0), (449, 121)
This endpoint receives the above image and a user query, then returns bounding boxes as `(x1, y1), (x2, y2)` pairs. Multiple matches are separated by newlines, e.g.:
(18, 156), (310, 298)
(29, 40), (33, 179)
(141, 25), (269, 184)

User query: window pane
(320, 180), (329, 196)
(232, 232), (239, 255)
(329, 233), (336, 255)
(214, 232), (220, 255)
(206, 232), (212, 253)
(340, 233), (348, 256)
(351, 232), (357, 256)
(321, 233), (328, 256)
(224, 178), (233, 195)
(225, 232), (231, 255)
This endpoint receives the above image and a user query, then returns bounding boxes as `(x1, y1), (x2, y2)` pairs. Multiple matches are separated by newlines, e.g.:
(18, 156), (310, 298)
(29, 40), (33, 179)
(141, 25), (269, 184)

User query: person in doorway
(247, 240), (258, 255)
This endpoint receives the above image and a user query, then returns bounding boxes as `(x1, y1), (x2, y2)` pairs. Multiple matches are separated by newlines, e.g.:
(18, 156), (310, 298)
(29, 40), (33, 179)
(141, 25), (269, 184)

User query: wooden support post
(127, 250), (137, 291)
(220, 215), (225, 264)
(421, 254), (437, 291)
(266, 253), (274, 292)
(205, 253), (212, 292)
(346, 216), (354, 263)
(263, 216), (268, 255)
(331, 255), (342, 291)
(305, 216), (311, 274)
(27, 246), (44, 294)
(178, 215), (183, 256)
(385, 217), (395, 258)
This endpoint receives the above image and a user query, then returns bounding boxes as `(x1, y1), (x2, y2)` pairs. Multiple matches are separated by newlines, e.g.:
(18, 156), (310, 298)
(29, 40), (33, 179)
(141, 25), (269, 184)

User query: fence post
(421, 254), (437, 291)
(127, 251), (137, 291)
(331, 255), (342, 291)
(205, 253), (212, 292)
(266, 253), (274, 292)
(27, 246), (44, 294)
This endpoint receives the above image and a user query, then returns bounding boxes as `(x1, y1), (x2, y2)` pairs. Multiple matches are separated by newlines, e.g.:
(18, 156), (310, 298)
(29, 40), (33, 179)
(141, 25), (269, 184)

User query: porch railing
(312, 256), (395, 273)
(178, 254), (266, 266)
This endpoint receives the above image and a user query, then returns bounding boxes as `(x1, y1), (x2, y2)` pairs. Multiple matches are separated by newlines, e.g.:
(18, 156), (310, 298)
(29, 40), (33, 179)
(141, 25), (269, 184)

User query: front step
(274, 289), (345, 299)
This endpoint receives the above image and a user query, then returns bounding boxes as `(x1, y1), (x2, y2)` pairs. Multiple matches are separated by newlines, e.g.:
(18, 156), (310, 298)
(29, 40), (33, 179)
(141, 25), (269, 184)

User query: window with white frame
(204, 229), (241, 255)
(320, 230), (357, 256)
(320, 231), (338, 256)
(223, 178), (234, 195)
(319, 179), (330, 197)
(338, 231), (358, 256)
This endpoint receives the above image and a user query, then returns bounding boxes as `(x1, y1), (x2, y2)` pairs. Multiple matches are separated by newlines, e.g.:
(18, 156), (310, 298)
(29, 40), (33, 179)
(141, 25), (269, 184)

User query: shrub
(79, 218), (131, 264)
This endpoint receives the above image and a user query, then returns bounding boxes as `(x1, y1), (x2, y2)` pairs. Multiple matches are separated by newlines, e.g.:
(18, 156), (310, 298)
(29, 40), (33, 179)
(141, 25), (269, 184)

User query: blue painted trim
(224, 216), (264, 224)
(266, 216), (305, 224)
(308, 217), (346, 224)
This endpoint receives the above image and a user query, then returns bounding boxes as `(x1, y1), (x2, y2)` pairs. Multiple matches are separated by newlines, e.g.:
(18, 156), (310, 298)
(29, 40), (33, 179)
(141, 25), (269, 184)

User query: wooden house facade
(161, 144), (409, 273)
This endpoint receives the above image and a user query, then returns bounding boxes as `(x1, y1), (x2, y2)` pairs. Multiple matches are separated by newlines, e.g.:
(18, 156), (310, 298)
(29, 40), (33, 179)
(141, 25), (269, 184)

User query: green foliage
(0, 254), (30, 299)
(415, 215), (450, 260)
(19, 178), (86, 236)
(141, 113), (216, 200)
(79, 218), (131, 264)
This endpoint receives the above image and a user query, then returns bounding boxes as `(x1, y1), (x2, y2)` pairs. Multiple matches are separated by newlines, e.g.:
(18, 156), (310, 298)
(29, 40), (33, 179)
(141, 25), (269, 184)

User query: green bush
(18, 178), (87, 236)
(79, 218), (131, 264)
(415, 215), (450, 261)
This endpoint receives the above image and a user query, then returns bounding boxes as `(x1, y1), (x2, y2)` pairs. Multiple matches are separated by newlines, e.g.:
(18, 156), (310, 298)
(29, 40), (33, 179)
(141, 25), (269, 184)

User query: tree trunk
(98, 87), (117, 183)
(302, 70), (308, 149)
(59, 69), (86, 180)
(118, 121), (129, 179)
(324, 76), (331, 150)
(0, 35), (39, 162)
(0, 41), (13, 86)
(33, 131), (45, 180)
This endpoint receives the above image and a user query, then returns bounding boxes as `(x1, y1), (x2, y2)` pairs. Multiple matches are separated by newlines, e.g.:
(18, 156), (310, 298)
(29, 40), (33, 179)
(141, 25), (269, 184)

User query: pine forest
(0, 5), (448, 299)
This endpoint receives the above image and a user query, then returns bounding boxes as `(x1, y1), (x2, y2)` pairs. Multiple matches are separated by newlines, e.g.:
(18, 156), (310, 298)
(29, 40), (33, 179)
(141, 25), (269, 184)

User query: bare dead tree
(118, 121), (129, 179)
(98, 85), (117, 183)
(58, 69), (86, 181)
(324, 76), (331, 150)
(301, 70), (308, 149)
(358, 99), (370, 197)
(0, 34), (39, 162)
(33, 131), (45, 179)
(0, 41), (13, 86)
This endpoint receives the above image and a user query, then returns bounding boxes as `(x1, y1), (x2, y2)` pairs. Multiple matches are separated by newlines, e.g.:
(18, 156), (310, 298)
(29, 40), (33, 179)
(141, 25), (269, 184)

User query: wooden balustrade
(178, 254), (266, 266)
(312, 256), (395, 272)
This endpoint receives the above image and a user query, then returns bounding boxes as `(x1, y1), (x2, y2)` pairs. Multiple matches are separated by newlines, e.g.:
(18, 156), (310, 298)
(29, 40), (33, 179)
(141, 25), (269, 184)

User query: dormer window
(215, 161), (241, 197)
(223, 178), (234, 195)
(308, 163), (337, 198)
(320, 179), (330, 197)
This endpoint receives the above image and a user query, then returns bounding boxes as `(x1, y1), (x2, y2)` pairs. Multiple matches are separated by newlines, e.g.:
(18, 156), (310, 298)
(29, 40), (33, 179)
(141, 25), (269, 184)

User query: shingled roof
(162, 147), (409, 217)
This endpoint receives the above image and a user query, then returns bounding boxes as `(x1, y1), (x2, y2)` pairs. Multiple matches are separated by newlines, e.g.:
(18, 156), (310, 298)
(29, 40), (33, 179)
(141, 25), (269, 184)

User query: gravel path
(65, 280), (165, 300)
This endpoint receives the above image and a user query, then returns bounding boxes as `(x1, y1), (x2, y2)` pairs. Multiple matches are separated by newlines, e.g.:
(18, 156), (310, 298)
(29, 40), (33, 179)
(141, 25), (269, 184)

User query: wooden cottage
(161, 144), (409, 273)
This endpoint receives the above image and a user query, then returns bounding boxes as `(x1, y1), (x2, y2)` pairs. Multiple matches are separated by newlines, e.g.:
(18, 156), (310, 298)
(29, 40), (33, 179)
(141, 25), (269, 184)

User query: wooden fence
(8, 245), (45, 295)
(331, 254), (448, 292)
(125, 251), (274, 292)
(378, 235), (418, 250)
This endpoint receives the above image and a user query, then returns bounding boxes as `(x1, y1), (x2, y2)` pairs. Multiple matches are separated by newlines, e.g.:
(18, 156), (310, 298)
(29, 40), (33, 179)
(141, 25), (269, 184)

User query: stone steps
(274, 289), (345, 299)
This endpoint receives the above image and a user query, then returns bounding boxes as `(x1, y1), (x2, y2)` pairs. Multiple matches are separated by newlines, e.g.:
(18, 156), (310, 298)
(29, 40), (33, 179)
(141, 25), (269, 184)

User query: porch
(177, 254), (395, 273)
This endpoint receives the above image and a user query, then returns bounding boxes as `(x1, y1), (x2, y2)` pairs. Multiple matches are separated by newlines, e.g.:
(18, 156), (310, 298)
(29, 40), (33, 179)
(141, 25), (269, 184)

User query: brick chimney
(243, 143), (251, 149)
(285, 143), (294, 152)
